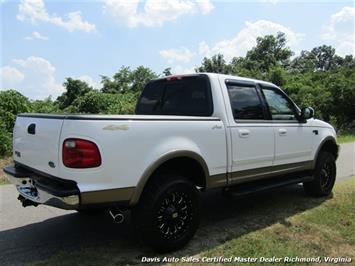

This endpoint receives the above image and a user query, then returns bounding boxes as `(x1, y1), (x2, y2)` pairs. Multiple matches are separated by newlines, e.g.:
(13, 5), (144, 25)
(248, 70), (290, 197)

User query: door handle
(27, 123), (36, 135)
(238, 129), (250, 138)
(278, 128), (287, 136)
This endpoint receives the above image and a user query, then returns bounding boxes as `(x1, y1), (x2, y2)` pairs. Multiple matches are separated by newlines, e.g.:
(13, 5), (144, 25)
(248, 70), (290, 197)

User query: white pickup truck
(4, 73), (338, 251)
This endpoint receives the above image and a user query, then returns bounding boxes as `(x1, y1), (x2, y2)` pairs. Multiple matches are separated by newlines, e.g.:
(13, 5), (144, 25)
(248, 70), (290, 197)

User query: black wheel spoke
(320, 161), (335, 191)
(156, 191), (193, 240)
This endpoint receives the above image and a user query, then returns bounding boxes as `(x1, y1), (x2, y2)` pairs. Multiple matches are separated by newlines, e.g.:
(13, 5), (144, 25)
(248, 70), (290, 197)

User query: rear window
(135, 75), (213, 116)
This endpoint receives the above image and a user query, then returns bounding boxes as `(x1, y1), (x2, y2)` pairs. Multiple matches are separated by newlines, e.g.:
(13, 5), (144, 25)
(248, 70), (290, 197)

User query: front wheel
(303, 151), (336, 197)
(132, 174), (200, 252)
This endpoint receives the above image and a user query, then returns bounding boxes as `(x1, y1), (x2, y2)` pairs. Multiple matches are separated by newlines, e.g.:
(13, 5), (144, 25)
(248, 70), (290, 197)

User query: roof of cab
(155, 72), (278, 88)
(203, 72), (277, 87)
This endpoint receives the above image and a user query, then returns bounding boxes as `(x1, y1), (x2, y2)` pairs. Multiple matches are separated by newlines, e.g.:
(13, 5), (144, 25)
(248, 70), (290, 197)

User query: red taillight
(63, 138), (101, 168)
(166, 76), (182, 81)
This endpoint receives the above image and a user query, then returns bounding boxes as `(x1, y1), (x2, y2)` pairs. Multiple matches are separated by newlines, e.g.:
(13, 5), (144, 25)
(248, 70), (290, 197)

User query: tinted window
(226, 84), (265, 120)
(262, 87), (297, 120)
(136, 76), (213, 116)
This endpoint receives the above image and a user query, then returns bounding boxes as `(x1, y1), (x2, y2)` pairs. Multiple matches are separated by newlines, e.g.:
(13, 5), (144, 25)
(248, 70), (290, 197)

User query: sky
(0, 0), (354, 100)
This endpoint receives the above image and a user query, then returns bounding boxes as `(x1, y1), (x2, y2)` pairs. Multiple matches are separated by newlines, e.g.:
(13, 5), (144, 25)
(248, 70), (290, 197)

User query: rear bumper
(4, 165), (80, 210)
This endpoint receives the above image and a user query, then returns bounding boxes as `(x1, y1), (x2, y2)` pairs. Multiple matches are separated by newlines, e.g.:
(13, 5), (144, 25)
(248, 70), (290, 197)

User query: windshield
(135, 75), (213, 116)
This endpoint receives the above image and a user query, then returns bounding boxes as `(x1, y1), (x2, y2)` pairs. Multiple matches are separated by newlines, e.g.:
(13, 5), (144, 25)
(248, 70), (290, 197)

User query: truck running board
(223, 175), (313, 198)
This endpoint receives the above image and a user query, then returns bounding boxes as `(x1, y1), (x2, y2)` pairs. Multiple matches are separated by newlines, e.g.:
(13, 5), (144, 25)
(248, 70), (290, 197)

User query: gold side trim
(80, 187), (136, 205)
(206, 173), (228, 189)
(230, 160), (313, 185)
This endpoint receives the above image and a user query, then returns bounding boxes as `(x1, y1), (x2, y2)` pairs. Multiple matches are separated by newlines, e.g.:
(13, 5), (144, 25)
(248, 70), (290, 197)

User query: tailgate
(13, 115), (65, 176)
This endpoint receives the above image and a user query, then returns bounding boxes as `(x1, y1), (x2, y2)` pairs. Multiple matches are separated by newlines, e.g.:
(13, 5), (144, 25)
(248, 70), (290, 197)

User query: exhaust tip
(109, 209), (125, 224)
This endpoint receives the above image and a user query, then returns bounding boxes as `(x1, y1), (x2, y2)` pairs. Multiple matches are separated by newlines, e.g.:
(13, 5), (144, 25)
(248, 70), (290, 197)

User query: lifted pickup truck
(4, 73), (338, 251)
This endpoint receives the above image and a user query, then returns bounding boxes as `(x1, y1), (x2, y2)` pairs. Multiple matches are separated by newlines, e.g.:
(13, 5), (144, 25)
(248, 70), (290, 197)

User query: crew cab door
(259, 85), (313, 167)
(223, 80), (274, 184)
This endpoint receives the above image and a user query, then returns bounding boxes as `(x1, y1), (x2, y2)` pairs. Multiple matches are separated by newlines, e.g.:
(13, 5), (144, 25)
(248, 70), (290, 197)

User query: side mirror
(301, 107), (314, 120)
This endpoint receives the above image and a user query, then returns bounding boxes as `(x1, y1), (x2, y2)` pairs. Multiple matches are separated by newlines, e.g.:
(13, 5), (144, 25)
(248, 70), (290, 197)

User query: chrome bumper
(4, 166), (79, 210)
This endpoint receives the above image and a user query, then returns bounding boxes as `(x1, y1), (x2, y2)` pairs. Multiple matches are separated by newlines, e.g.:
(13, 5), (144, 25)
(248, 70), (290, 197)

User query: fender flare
(312, 136), (338, 169)
(129, 150), (209, 206)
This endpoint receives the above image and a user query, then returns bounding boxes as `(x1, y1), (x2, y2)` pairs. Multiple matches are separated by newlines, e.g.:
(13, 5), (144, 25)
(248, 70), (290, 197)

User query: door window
(226, 84), (265, 120)
(261, 87), (297, 121)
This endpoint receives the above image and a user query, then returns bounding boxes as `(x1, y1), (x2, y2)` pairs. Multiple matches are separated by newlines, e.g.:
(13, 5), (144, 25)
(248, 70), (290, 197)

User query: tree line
(0, 32), (354, 156)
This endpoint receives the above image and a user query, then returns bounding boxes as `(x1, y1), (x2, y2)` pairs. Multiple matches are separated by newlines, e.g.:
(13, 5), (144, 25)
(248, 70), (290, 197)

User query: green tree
(196, 54), (231, 74)
(0, 90), (31, 156)
(0, 89), (31, 132)
(101, 66), (157, 93)
(290, 45), (350, 73)
(56, 78), (93, 110)
(70, 91), (138, 114)
(130, 66), (157, 92)
(268, 66), (287, 87)
(245, 32), (293, 73)
(325, 68), (355, 130)
(101, 66), (132, 93)
(162, 67), (172, 77)
(0, 120), (12, 157)
(289, 50), (317, 73)
(31, 97), (59, 113)
(310, 45), (341, 71)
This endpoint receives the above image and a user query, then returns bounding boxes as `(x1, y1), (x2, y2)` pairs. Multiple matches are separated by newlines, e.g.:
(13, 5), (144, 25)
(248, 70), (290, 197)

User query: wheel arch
(313, 136), (339, 168)
(129, 150), (209, 205)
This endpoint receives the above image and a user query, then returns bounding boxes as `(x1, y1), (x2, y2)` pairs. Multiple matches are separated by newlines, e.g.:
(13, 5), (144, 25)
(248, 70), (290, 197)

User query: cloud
(197, 0), (214, 14)
(17, 0), (96, 32)
(1, 56), (64, 99)
(0, 66), (25, 85)
(335, 35), (355, 56)
(160, 47), (195, 63)
(323, 6), (355, 39)
(24, 31), (48, 40)
(103, 0), (214, 27)
(160, 19), (302, 76)
(198, 20), (303, 61)
(322, 6), (355, 56)
(77, 75), (102, 90)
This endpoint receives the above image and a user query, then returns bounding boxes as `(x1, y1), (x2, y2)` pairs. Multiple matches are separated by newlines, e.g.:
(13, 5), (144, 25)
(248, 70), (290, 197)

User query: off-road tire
(303, 151), (336, 197)
(132, 174), (200, 252)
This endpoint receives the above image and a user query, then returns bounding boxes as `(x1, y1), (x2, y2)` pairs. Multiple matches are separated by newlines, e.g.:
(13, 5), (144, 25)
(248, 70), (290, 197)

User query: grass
(28, 177), (355, 266)
(337, 134), (355, 144)
(196, 178), (355, 266)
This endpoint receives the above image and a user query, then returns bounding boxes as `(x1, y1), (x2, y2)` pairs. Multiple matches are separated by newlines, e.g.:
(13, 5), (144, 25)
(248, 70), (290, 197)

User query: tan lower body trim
(229, 160), (314, 185)
(80, 187), (136, 205)
(206, 161), (313, 189)
(206, 173), (228, 189)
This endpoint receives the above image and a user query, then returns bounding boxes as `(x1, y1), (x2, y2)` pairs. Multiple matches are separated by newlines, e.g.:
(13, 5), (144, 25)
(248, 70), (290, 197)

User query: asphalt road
(0, 142), (354, 265)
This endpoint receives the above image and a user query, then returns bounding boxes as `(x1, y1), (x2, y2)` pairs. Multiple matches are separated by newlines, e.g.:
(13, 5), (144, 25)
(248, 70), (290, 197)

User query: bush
(0, 121), (12, 157)
(31, 97), (60, 113)
(0, 90), (31, 132)
(69, 91), (138, 114)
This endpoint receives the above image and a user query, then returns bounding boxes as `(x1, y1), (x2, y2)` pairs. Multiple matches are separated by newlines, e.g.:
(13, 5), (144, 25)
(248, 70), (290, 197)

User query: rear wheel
(132, 174), (200, 252)
(303, 152), (336, 197)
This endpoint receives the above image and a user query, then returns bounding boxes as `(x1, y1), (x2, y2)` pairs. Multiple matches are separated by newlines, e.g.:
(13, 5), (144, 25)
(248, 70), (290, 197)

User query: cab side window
(261, 87), (297, 121)
(226, 84), (265, 120)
